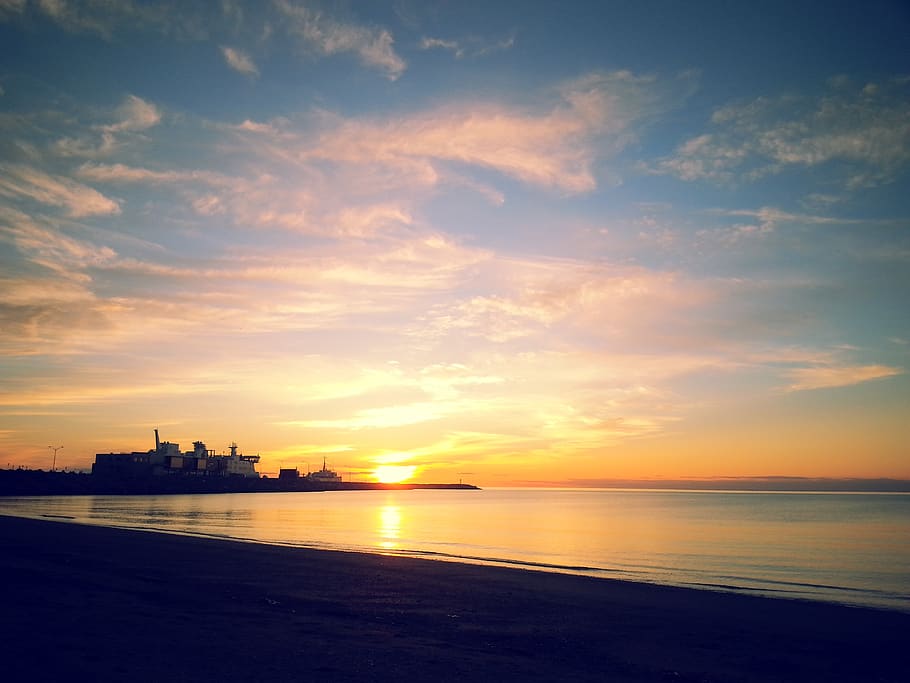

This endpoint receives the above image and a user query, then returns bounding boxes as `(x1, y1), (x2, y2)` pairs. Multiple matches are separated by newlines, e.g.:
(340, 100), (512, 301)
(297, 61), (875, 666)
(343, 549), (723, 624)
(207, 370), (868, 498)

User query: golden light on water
(378, 505), (401, 549)
(373, 465), (417, 483)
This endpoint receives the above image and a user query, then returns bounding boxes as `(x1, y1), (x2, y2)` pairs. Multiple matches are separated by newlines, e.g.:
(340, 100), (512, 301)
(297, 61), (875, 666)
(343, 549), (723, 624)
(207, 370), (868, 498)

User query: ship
(306, 457), (342, 484)
(278, 457), (342, 485)
(92, 429), (260, 479)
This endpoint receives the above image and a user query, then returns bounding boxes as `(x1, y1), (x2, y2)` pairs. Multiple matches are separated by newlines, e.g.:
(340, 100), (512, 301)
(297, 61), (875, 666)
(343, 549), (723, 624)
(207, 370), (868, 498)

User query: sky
(1, 0), (908, 485)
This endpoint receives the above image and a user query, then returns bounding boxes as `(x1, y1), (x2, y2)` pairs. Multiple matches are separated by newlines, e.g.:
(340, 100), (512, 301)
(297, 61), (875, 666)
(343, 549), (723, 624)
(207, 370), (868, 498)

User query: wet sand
(1, 515), (907, 682)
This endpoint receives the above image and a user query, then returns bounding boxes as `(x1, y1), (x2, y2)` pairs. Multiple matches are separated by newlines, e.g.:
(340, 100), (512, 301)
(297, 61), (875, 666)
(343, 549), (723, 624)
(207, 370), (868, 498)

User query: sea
(2, 487), (908, 612)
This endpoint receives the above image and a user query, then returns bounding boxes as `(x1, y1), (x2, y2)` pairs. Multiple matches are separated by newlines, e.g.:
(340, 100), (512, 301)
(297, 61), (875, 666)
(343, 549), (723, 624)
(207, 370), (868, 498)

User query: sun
(373, 464), (416, 484)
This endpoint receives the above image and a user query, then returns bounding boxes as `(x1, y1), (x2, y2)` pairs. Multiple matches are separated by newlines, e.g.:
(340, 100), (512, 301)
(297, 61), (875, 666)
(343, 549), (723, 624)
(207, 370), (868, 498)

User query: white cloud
(275, 0), (406, 80)
(220, 45), (259, 76)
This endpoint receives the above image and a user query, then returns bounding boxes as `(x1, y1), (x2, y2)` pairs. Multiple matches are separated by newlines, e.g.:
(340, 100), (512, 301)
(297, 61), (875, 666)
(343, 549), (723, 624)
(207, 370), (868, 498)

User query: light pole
(48, 445), (63, 472)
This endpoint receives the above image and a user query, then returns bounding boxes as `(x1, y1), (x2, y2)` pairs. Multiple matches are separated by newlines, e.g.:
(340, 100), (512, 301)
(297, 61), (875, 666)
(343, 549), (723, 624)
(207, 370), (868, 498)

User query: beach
(1, 515), (907, 682)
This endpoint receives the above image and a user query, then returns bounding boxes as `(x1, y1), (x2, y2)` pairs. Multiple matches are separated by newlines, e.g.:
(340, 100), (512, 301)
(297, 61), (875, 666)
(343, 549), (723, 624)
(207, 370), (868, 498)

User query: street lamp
(48, 445), (63, 472)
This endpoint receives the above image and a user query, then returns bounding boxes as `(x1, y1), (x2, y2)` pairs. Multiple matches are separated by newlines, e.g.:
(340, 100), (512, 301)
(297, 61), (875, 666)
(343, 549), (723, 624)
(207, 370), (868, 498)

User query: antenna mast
(48, 445), (63, 472)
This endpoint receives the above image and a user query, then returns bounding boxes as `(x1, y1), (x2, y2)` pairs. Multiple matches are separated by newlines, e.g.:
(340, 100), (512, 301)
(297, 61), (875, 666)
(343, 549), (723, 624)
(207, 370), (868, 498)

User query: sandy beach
(1, 515), (906, 682)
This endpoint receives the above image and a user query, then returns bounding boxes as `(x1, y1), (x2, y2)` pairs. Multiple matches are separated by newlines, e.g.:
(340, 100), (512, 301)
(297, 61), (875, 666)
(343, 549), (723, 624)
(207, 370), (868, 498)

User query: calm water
(2, 488), (908, 611)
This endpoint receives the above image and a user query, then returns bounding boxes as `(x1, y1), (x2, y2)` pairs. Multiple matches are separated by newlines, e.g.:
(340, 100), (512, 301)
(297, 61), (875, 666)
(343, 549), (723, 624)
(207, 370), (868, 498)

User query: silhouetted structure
(306, 457), (342, 484)
(92, 430), (260, 479)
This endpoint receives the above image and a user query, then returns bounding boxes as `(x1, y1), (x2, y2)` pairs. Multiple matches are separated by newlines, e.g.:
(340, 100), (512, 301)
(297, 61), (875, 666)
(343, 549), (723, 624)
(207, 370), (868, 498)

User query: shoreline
(2, 515), (908, 682)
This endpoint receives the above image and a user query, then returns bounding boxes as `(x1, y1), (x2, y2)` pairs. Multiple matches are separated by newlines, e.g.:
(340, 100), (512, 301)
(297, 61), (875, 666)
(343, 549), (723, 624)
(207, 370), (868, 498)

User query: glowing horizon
(0, 2), (908, 486)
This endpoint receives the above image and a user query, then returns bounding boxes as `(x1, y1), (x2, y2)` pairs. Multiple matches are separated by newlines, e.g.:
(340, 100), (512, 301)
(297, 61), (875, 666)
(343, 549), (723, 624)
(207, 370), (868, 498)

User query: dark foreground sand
(1, 516), (907, 682)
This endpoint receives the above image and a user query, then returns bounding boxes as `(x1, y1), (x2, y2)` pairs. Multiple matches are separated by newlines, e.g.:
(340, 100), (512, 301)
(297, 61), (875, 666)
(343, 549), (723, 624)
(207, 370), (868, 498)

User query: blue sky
(1, 0), (908, 483)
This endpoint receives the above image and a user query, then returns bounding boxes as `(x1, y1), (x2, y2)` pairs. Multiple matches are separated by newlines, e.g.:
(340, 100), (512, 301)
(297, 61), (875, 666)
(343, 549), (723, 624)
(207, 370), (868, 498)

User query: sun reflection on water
(378, 505), (401, 549)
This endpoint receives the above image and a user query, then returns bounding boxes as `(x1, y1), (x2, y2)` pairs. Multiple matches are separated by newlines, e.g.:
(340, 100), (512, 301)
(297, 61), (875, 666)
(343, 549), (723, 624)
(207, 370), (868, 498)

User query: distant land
(544, 477), (910, 492)
(2, 469), (909, 495)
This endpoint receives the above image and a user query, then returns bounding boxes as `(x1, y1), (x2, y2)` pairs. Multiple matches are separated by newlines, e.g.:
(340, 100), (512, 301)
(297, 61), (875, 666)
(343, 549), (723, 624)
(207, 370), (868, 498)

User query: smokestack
(155, 428), (160, 452)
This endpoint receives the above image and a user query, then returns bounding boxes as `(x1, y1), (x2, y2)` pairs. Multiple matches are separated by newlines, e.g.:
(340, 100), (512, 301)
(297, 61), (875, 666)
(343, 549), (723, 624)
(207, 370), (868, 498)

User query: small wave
(382, 547), (607, 573)
(713, 574), (893, 596)
(685, 581), (796, 595)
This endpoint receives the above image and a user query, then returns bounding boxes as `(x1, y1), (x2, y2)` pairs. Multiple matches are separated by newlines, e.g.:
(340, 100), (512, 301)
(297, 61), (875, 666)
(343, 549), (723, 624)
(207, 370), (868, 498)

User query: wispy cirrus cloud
(695, 206), (868, 246)
(54, 94), (162, 158)
(0, 164), (120, 217)
(0, 206), (117, 276)
(650, 78), (910, 189)
(275, 0), (406, 80)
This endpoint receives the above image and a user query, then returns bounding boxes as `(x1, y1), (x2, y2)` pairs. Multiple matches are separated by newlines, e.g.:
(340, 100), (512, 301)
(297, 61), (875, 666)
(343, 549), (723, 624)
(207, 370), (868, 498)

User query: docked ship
(278, 457), (342, 484)
(306, 457), (342, 484)
(93, 429), (260, 479)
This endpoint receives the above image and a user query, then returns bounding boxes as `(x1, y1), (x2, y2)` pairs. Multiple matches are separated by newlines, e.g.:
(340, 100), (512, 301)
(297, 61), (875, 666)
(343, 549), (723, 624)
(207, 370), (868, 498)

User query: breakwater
(0, 469), (478, 496)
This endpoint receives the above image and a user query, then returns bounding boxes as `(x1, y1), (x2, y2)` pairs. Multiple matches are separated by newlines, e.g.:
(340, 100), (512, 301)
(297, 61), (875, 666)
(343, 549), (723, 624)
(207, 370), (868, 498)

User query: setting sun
(373, 465), (417, 484)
